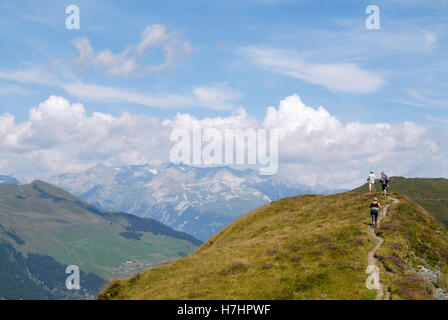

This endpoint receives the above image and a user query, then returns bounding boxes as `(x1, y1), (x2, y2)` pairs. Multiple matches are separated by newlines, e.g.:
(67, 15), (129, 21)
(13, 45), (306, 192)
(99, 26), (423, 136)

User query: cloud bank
(0, 94), (444, 188)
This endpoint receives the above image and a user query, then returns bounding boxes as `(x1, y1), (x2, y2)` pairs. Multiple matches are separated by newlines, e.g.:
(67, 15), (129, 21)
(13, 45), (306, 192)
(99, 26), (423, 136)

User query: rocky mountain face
(49, 163), (313, 240)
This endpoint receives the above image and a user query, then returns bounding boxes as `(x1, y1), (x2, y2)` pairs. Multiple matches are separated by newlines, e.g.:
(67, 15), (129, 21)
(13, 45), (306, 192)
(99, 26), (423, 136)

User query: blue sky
(0, 0), (447, 187)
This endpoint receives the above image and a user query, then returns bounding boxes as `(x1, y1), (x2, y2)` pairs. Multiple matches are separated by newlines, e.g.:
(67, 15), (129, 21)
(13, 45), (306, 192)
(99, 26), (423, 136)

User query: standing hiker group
(367, 170), (389, 196)
(367, 170), (390, 229)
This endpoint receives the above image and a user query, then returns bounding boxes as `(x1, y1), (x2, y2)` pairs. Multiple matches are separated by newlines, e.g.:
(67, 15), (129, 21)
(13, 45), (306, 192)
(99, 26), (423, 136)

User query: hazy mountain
(0, 175), (21, 184)
(0, 180), (201, 299)
(49, 163), (313, 240)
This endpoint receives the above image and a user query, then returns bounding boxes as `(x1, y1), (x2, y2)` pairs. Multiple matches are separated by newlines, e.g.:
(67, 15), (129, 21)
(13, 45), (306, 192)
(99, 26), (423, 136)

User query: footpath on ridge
(367, 196), (400, 300)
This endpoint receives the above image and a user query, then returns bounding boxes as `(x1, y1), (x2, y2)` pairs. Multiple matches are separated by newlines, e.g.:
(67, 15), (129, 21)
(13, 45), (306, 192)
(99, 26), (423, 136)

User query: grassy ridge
(99, 190), (448, 300)
(353, 177), (448, 228)
(99, 192), (397, 299)
(375, 195), (448, 299)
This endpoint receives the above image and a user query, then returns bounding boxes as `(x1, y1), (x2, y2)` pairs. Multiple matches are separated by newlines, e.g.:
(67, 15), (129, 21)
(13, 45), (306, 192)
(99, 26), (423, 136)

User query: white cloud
(193, 85), (243, 111)
(72, 24), (193, 76)
(0, 66), (57, 86)
(398, 88), (448, 108)
(241, 47), (384, 94)
(0, 94), (445, 188)
(282, 22), (440, 57)
(136, 25), (169, 55)
(0, 67), (241, 111)
(422, 31), (438, 51)
(425, 115), (448, 124)
(62, 82), (194, 109)
(0, 83), (29, 96)
(260, 95), (443, 186)
(62, 82), (240, 111)
(0, 95), (171, 176)
(163, 107), (258, 131)
(353, 29), (438, 54)
(164, 94), (445, 187)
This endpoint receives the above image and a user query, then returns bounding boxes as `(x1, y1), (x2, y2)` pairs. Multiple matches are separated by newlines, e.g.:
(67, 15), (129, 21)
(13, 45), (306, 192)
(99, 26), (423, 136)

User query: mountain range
(48, 163), (317, 240)
(0, 180), (201, 299)
(2, 173), (447, 300)
(0, 175), (21, 184)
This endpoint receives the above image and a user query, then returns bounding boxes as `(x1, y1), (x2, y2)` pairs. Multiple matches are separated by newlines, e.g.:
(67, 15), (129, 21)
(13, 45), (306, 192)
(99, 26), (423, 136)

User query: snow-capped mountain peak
(48, 163), (312, 240)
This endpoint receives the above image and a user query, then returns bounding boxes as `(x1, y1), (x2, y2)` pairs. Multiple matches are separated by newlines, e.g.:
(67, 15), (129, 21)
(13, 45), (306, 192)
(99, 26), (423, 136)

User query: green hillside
(0, 240), (105, 299)
(0, 180), (201, 299)
(353, 177), (448, 228)
(99, 191), (448, 300)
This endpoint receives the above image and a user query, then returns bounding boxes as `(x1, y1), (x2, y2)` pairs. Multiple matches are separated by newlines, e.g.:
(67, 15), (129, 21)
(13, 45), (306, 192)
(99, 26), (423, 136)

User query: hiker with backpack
(367, 171), (376, 193)
(370, 197), (383, 229)
(380, 171), (389, 196)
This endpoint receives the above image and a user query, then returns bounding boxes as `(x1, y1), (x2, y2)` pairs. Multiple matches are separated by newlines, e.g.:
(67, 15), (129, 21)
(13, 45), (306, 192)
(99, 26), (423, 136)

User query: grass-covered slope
(0, 240), (105, 299)
(0, 180), (201, 299)
(353, 177), (448, 228)
(99, 191), (448, 300)
(375, 195), (448, 300)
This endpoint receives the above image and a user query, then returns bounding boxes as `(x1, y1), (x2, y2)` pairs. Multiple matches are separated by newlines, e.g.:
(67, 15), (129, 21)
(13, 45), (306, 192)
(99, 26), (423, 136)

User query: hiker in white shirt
(367, 171), (376, 193)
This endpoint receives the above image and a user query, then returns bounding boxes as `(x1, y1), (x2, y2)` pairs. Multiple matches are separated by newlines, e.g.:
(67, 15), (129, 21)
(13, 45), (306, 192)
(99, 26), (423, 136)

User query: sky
(0, 0), (447, 189)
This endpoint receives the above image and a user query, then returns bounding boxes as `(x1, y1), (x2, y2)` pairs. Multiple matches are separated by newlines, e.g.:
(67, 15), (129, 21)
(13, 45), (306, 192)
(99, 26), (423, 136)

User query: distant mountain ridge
(49, 163), (315, 240)
(0, 180), (201, 299)
(0, 175), (21, 184)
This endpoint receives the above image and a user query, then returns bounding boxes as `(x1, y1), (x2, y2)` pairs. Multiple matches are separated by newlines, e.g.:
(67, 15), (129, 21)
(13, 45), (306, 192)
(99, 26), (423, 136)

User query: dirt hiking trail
(367, 196), (399, 300)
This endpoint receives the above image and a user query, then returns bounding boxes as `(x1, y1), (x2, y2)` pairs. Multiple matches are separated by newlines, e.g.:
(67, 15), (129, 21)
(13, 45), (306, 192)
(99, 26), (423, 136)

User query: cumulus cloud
(240, 47), (384, 94)
(260, 95), (442, 187)
(72, 24), (193, 76)
(0, 94), (445, 188)
(163, 94), (443, 187)
(0, 96), (171, 176)
(163, 107), (258, 132)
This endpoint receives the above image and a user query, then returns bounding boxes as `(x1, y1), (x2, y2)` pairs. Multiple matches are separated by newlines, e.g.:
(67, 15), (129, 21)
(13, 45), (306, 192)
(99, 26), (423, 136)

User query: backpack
(370, 203), (379, 214)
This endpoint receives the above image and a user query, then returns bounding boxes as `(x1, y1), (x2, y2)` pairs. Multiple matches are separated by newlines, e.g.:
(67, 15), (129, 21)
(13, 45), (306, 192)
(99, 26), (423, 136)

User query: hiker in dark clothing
(370, 197), (383, 229)
(380, 171), (389, 196)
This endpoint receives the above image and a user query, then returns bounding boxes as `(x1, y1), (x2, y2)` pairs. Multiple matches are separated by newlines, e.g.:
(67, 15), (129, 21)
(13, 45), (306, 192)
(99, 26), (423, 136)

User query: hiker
(380, 171), (389, 196)
(370, 197), (383, 229)
(367, 171), (376, 193)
